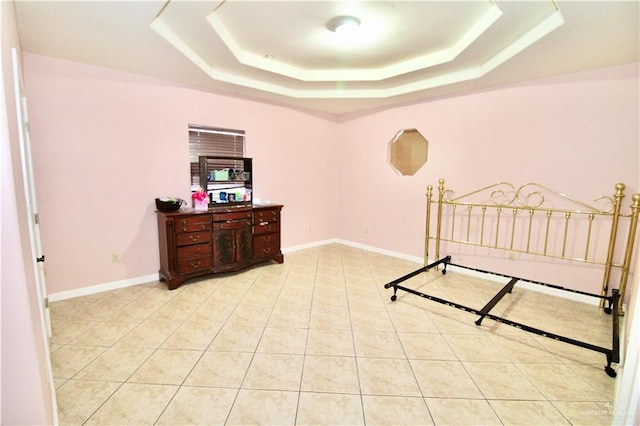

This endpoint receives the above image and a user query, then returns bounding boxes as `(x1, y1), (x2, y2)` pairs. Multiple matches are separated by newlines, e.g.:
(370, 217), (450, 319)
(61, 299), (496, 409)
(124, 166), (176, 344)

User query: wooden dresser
(157, 203), (283, 289)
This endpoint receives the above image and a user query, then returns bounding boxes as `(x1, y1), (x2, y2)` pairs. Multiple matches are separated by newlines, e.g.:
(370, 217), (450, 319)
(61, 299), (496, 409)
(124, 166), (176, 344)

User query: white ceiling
(15, 1), (640, 119)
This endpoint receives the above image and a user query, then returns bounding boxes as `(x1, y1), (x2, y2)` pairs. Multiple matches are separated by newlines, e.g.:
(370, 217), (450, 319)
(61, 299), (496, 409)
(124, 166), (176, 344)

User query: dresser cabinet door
(213, 224), (252, 272)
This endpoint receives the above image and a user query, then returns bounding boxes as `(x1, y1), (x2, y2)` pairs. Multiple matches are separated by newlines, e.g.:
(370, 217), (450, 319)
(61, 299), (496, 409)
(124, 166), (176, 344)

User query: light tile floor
(50, 244), (617, 425)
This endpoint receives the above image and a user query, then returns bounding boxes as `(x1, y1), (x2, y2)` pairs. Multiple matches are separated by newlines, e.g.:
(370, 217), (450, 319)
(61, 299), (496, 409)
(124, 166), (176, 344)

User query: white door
(12, 48), (50, 334)
(11, 47), (58, 421)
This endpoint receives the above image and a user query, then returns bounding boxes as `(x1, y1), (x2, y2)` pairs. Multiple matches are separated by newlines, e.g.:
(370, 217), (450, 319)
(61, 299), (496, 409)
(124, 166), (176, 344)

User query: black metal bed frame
(384, 255), (621, 377)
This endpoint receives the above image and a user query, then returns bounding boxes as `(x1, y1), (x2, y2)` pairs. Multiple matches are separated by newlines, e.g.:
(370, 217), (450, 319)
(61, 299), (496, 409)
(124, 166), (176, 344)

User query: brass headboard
(424, 179), (640, 314)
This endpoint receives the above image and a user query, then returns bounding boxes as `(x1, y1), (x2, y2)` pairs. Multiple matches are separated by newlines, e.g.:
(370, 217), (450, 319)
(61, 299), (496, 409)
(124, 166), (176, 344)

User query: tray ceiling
(15, 1), (640, 118)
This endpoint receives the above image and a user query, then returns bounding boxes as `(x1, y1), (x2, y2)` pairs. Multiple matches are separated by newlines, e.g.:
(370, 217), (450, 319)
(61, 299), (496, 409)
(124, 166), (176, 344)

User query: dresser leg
(167, 277), (188, 290)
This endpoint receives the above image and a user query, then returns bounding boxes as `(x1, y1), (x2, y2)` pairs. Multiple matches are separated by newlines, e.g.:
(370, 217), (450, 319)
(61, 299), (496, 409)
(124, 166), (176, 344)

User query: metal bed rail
(385, 255), (620, 377)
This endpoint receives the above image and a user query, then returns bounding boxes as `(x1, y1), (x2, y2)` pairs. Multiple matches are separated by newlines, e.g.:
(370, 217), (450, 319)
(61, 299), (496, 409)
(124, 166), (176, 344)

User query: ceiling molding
(205, 4), (504, 82)
(15, 1), (638, 116)
(150, 2), (564, 99)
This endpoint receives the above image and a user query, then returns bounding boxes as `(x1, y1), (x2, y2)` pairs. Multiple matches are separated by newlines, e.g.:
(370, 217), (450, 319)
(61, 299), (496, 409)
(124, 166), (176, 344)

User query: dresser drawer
(253, 208), (279, 224)
(176, 216), (212, 233)
(177, 255), (213, 275)
(253, 234), (280, 260)
(213, 219), (252, 230)
(176, 231), (210, 246)
(213, 210), (252, 222)
(177, 243), (212, 260)
(254, 221), (280, 235)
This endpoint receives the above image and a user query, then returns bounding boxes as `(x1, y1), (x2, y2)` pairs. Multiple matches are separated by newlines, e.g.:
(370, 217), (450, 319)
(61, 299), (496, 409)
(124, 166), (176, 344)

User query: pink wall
(23, 53), (337, 294)
(337, 63), (639, 292)
(22, 52), (638, 296)
(1, 2), (56, 424)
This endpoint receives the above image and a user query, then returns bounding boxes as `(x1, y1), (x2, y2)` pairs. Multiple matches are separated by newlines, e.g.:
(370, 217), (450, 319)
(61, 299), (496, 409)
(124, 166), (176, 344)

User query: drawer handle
(225, 219), (241, 224)
(190, 260), (202, 269)
(222, 220), (251, 227)
(189, 235), (200, 242)
(262, 236), (271, 242)
(181, 219), (187, 232)
(200, 224), (206, 230)
(262, 248), (271, 254)
(265, 225), (272, 231)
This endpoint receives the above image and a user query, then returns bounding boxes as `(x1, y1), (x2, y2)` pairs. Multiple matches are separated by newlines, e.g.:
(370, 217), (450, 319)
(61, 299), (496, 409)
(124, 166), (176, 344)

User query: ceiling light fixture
(327, 15), (361, 35)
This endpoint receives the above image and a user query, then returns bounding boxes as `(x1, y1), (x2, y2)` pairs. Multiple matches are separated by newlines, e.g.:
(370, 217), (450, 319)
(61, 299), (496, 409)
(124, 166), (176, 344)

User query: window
(189, 125), (246, 187)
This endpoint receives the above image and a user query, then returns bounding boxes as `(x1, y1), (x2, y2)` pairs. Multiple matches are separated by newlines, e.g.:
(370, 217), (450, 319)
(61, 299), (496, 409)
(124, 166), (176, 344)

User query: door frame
(11, 47), (58, 422)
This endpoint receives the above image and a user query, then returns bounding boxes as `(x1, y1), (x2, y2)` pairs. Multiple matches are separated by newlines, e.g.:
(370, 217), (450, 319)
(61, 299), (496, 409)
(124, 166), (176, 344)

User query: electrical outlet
(364, 226), (369, 234)
(111, 254), (119, 263)
(508, 252), (516, 260)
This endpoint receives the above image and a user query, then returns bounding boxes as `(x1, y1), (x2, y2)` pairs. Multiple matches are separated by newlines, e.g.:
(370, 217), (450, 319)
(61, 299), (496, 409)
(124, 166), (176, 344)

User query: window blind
(189, 125), (246, 186)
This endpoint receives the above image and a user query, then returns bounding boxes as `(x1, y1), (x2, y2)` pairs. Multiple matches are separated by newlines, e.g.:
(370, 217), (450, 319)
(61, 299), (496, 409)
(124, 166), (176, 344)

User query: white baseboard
(334, 239), (424, 264)
(49, 239), (619, 309)
(49, 239), (414, 302)
(49, 273), (159, 302)
(283, 238), (423, 264)
(281, 238), (340, 253)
